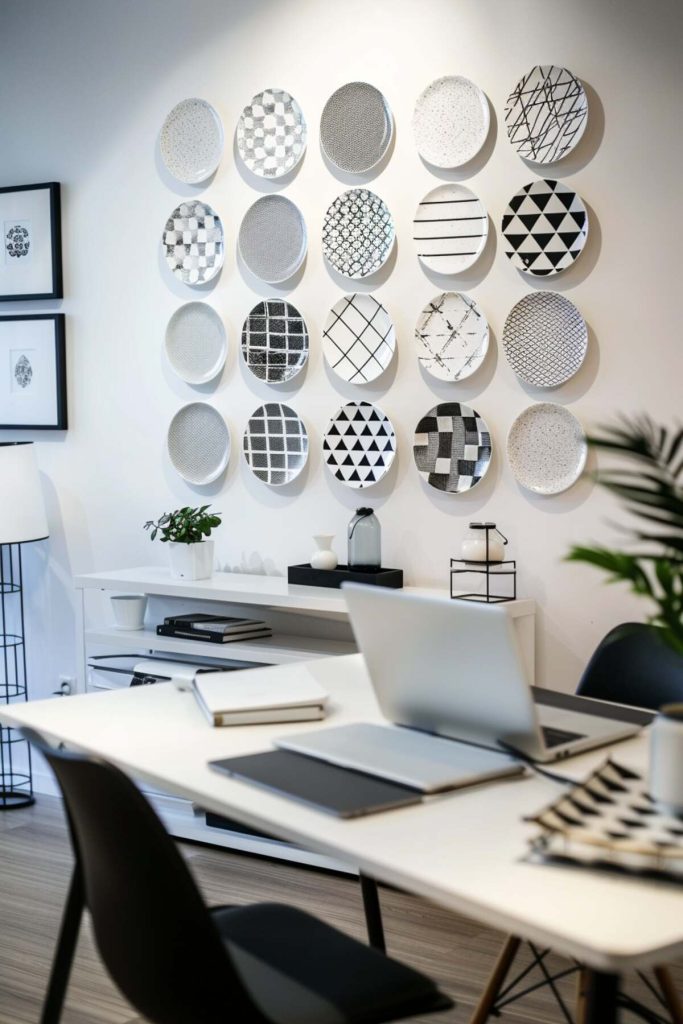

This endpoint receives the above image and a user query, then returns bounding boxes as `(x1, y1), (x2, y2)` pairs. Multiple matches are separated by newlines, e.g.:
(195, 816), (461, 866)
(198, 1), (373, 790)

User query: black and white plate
(320, 82), (393, 174)
(323, 293), (395, 384)
(415, 292), (488, 382)
(412, 76), (489, 168)
(413, 183), (488, 274)
(163, 201), (224, 286)
(238, 195), (307, 283)
(507, 402), (586, 495)
(160, 98), (224, 184)
(413, 402), (492, 493)
(243, 402), (308, 486)
(165, 302), (227, 384)
(323, 401), (396, 489)
(501, 179), (588, 277)
(241, 300), (308, 384)
(502, 292), (587, 388)
(236, 87), (307, 179)
(167, 402), (230, 484)
(322, 188), (395, 279)
(505, 65), (588, 164)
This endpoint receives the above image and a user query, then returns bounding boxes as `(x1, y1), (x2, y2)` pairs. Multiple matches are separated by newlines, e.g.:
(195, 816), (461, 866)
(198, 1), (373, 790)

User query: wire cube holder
(450, 523), (517, 604)
(0, 544), (34, 809)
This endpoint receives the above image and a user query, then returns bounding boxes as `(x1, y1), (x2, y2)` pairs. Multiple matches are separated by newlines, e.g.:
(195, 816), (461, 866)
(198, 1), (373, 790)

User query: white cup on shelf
(649, 703), (683, 815)
(110, 594), (148, 631)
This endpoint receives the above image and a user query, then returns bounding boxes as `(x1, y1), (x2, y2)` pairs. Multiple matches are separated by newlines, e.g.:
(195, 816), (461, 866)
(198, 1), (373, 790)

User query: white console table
(72, 566), (536, 870)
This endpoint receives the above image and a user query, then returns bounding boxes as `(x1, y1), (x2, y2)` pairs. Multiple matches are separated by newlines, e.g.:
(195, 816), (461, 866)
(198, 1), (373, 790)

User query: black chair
(26, 728), (453, 1024)
(469, 622), (683, 1024)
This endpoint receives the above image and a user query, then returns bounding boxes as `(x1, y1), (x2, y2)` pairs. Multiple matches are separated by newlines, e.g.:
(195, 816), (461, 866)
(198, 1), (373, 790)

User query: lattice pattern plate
(323, 293), (395, 384)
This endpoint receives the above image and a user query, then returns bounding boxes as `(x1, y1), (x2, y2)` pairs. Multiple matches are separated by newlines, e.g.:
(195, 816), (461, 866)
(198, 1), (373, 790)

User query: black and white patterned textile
(501, 179), (588, 277)
(323, 401), (396, 489)
(323, 293), (395, 384)
(320, 82), (393, 174)
(241, 300), (309, 384)
(413, 402), (492, 493)
(502, 291), (588, 388)
(243, 402), (308, 486)
(236, 88), (307, 179)
(163, 201), (224, 286)
(413, 183), (488, 274)
(415, 292), (489, 382)
(322, 189), (394, 279)
(505, 65), (588, 164)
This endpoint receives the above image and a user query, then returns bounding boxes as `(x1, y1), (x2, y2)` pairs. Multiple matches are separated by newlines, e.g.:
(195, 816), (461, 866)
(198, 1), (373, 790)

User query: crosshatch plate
(243, 402), (308, 486)
(505, 65), (588, 164)
(238, 195), (307, 284)
(501, 179), (588, 277)
(412, 76), (490, 168)
(322, 189), (395, 279)
(323, 293), (395, 384)
(165, 302), (227, 384)
(160, 98), (224, 184)
(323, 401), (396, 489)
(502, 291), (588, 388)
(320, 82), (393, 174)
(241, 300), (308, 384)
(167, 402), (230, 484)
(413, 183), (488, 275)
(415, 292), (489, 382)
(236, 87), (307, 179)
(507, 402), (586, 495)
(413, 402), (492, 493)
(163, 200), (224, 286)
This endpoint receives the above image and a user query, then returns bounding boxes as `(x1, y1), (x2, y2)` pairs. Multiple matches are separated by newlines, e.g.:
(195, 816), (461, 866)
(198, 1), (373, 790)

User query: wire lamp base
(0, 544), (34, 809)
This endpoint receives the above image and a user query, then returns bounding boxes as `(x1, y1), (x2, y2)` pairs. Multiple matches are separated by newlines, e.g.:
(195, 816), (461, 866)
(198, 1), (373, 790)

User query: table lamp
(0, 442), (49, 809)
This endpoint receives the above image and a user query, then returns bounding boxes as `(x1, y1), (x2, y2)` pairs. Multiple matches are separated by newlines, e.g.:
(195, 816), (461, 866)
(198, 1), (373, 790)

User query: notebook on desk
(193, 671), (327, 727)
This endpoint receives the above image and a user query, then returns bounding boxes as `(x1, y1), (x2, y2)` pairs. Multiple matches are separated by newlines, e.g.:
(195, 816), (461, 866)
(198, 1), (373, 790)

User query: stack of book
(156, 613), (272, 645)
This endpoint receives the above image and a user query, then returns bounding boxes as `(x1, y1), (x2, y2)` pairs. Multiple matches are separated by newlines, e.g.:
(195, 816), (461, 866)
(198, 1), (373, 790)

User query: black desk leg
(359, 874), (386, 953)
(584, 969), (619, 1024)
(40, 867), (85, 1024)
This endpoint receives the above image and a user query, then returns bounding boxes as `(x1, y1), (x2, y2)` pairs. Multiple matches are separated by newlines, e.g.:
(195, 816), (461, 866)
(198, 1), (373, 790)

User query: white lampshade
(0, 442), (49, 544)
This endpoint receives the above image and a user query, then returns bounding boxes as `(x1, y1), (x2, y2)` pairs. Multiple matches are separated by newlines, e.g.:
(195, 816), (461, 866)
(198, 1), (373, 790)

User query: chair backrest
(23, 729), (268, 1024)
(577, 623), (683, 710)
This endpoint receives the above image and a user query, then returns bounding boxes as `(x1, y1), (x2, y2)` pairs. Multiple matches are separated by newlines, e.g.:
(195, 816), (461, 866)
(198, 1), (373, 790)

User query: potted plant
(144, 505), (222, 581)
(567, 416), (683, 653)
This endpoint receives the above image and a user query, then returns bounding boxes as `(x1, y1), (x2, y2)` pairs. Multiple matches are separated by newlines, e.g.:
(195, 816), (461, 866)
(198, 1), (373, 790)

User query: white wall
(1, 0), (682, 699)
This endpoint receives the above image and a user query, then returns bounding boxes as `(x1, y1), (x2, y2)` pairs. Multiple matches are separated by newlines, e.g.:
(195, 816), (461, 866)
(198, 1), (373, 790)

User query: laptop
(278, 588), (645, 786)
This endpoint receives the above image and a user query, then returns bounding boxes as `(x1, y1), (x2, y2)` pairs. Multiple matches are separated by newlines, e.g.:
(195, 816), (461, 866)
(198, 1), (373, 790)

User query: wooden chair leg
(468, 935), (522, 1024)
(653, 966), (683, 1024)
(575, 966), (589, 1024)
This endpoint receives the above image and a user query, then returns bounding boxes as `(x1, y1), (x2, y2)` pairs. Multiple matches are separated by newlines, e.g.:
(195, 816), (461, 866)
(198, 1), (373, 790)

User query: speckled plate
(167, 402), (230, 485)
(507, 402), (586, 495)
(412, 76), (490, 168)
(160, 98), (224, 184)
(238, 195), (307, 283)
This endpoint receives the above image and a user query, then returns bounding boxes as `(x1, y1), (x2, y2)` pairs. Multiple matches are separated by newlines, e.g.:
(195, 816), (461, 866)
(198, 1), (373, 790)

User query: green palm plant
(567, 415), (683, 654)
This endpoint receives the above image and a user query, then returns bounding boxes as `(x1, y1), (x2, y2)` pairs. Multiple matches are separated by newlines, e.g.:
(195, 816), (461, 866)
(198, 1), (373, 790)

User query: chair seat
(210, 902), (452, 1024)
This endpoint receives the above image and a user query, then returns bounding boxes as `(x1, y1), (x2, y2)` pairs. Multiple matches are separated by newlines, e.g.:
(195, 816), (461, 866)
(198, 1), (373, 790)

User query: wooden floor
(0, 796), (680, 1024)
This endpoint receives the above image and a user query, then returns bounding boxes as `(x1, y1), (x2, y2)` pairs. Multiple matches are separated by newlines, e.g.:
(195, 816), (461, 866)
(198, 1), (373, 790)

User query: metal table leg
(584, 969), (619, 1024)
(40, 866), (85, 1024)
(359, 873), (386, 952)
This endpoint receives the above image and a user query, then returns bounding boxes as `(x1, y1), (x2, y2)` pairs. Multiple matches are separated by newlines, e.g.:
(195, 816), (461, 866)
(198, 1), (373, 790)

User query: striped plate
(413, 183), (488, 275)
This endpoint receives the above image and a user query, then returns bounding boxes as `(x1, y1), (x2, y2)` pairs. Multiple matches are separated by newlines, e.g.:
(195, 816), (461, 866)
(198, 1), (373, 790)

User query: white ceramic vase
(168, 540), (215, 581)
(310, 535), (337, 571)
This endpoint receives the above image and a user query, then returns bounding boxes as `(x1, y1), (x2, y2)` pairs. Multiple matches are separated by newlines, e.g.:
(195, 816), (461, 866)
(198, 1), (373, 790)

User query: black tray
(287, 564), (403, 590)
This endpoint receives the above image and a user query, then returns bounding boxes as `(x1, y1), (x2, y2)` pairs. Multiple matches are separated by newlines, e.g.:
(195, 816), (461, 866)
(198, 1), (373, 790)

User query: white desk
(2, 654), (679, 1023)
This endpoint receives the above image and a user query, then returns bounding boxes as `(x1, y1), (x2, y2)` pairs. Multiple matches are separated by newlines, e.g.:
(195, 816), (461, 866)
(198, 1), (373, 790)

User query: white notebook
(192, 670), (328, 727)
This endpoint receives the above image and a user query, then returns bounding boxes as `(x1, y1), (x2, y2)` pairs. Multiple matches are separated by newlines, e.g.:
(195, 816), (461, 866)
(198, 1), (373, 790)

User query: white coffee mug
(649, 703), (683, 815)
(111, 594), (148, 631)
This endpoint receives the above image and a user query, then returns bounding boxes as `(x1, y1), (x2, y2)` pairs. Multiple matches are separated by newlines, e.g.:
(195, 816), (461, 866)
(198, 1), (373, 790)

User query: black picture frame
(0, 182), (63, 301)
(0, 313), (67, 430)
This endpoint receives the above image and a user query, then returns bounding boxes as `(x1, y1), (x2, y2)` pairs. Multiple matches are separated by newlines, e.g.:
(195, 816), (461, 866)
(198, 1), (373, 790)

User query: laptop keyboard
(541, 725), (585, 748)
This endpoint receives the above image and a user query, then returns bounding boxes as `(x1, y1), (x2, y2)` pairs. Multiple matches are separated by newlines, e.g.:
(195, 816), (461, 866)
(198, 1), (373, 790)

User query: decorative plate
(413, 402), (491, 493)
(165, 302), (227, 384)
(167, 402), (230, 484)
(243, 402), (308, 486)
(323, 401), (396, 489)
(241, 300), (308, 384)
(322, 188), (395, 280)
(160, 98), (224, 184)
(413, 183), (488, 275)
(238, 195), (307, 283)
(163, 201), (224, 286)
(502, 292), (588, 388)
(412, 76), (490, 168)
(322, 293), (395, 384)
(236, 87), (306, 179)
(320, 82), (393, 174)
(505, 65), (588, 164)
(501, 179), (588, 277)
(507, 402), (586, 495)
(415, 292), (489, 382)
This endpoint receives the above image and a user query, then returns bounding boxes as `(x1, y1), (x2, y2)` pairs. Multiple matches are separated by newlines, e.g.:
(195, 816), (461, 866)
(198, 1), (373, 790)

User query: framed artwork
(0, 183), (62, 300)
(0, 314), (67, 429)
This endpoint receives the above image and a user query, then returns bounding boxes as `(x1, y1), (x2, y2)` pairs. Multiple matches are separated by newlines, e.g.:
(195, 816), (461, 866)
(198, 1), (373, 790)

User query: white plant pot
(168, 540), (215, 581)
